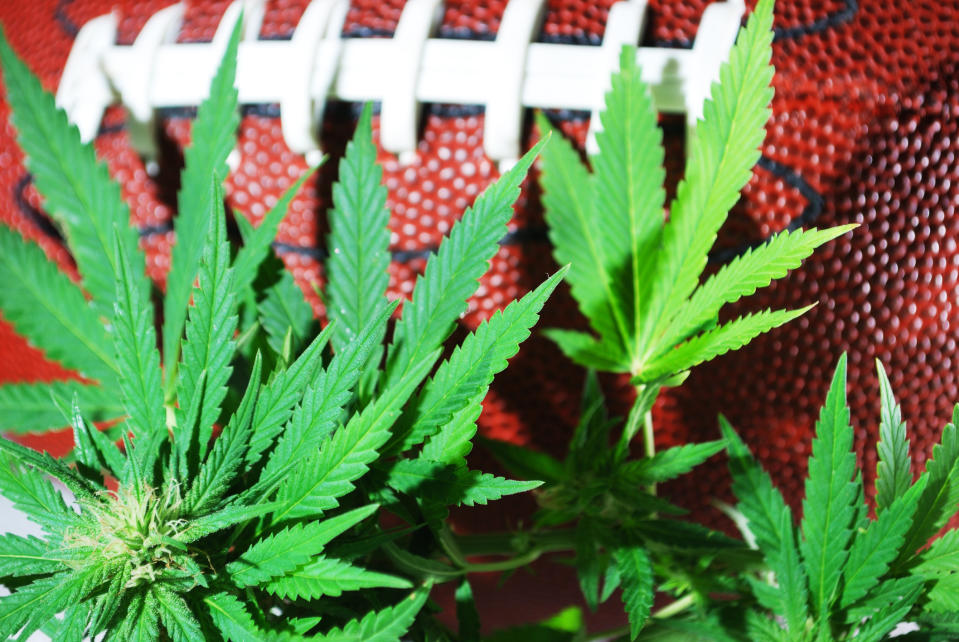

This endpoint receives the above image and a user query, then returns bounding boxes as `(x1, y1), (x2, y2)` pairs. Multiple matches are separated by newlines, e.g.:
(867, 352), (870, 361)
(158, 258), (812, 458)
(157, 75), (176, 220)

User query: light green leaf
(925, 573), (959, 614)
(154, 584), (203, 642)
(0, 380), (121, 434)
(111, 227), (165, 445)
(314, 584), (430, 642)
(0, 225), (116, 383)
(178, 501), (279, 544)
(0, 438), (97, 504)
(541, 329), (631, 373)
(875, 359), (913, 513)
(385, 140), (546, 388)
(840, 477), (925, 608)
(854, 580), (923, 642)
(259, 268), (315, 358)
(175, 181), (238, 462)
(915, 529), (959, 576)
(722, 417), (807, 634)
(402, 267), (567, 458)
(620, 440), (725, 484)
(641, 306), (813, 382)
(591, 45), (667, 365)
(204, 592), (261, 642)
(162, 14), (241, 369)
(652, 225), (855, 361)
(0, 533), (62, 577)
(227, 504), (377, 587)
(640, 0), (775, 356)
(0, 451), (76, 538)
(113, 591), (160, 642)
(271, 351), (436, 522)
(264, 555), (411, 600)
(613, 546), (654, 640)
(800, 354), (859, 617)
(0, 28), (141, 317)
(326, 103), (390, 356)
(898, 418), (959, 567)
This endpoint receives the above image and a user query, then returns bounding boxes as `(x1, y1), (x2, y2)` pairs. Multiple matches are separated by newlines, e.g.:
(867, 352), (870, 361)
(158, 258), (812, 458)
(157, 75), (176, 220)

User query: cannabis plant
(505, 0), (854, 635)
(0, 17), (564, 641)
(718, 355), (959, 641)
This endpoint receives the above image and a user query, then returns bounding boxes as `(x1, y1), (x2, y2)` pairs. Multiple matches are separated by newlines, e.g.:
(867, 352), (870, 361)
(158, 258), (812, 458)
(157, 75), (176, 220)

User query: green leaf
(542, 329), (631, 373)
(915, 529), (959, 576)
(175, 181), (239, 462)
(536, 111), (623, 359)
(620, 440), (725, 484)
(111, 227), (165, 445)
(0, 451), (75, 538)
(840, 477), (925, 608)
(232, 167), (318, 298)
(924, 573), (959, 614)
(385, 140), (546, 388)
(0, 380), (121, 434)
(854, 581), (923, 642)
(185, 352), (262, 513)
(641, 306), (812, 382)
(640, 0), (775, 357)
(264, 555), (411, 600)
(405, 267), (567, 460)
(245, 322), (335, 468)
(652, 225), (855, 361)
(591, 45), (668, 365)
(0, 533), (62, 578)
(178, 501), (279, 544)
(456, 578), (481, 642)
(722, 417), (807, 634)
(898, 419), (959, 565)
(385, 459), (542, 506)
(800, 353), (859, 617)
(0, 225), (116, 383)
(613, 546), (654, 640)
(875, 360), (912, 513)
(271, 351), (436, 522)
(154, 584), (203, 642)
(227, 504), (378, 587)
(326, 103), (390, 356)
(845, 576), (924, 635)
(453, 469), (542, 506)
(481, 437), (566, 484)
(314, 584), (430, 642)
(575, 520), (602, 610)
(162, 13), (241, 369)
(0, 28), (141, 317)
(0, 438), (97, 504)
(259, 268), (315, 358)
(255, 305), (393, 497)
(113, 591), (160, 642)
(204, 592), (261, 642)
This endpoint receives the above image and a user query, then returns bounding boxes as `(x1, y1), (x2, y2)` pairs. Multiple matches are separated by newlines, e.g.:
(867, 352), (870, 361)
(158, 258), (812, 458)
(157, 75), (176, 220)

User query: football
(2, 0), (959, 625)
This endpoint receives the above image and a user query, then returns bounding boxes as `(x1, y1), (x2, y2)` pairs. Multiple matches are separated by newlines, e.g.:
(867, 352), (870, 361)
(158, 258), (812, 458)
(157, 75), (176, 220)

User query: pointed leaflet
(385, 140), (546, 387)
(162, 14), (241, 366)
(185, 352), (263, 513)
(227, 504), (377, 587)
(255, 305), (392, 495)
(542, 329), (631, 373)
(176, 181), (239, 460)
(326, 103), (391, 354)
(800, 354), (859, 617)
(178, 502), (281, 544)
(0, 29), (142, 317)
(839, 477), (925, 609)
(271, 351), (437, 523)
(264, 555), (411, 600)
(613, 546), (654, 639)
(204, 592), (261, 642)
(259, 268), (316, 357)
(620, 440), (725, 485)
(245, 322), (335, 467)
(875, 360), (912, 512)
(897, 418), (959, 565)
(154, 585), (203, 642)
(0, 533), (62, 577)
(0, 451), (75, 538)
(111, 228), (165, 443)
(392, 267), (567, 454)
(641, 306), (812, 382)
(480, 437), (567, 484)
(0, 380), (121, 434)
(536, 112), (623, 358)
(640, 0), (775, 358)
(0, 225), (116, 383)
(653, 226), (855, 361)
(915, 529), (959, 575)
(591, 46), (667, 366)
(722, 417), (808, 634)
(314, 584), (429, 642)
(456, 579), (481, 642)
(385, 459), (542, 506)
(232, 166), (318, 297)
(0, 439), (97, 504)
(853, 581), (924, 642)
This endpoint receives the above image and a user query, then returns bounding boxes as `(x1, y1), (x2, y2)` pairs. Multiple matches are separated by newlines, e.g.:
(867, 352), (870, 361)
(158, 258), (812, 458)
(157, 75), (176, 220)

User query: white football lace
(56, 0), (745, 169)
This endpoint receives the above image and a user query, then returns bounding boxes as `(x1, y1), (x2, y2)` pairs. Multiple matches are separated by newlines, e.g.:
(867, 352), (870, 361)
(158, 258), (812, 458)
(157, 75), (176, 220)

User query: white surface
(57, 0), (745, 166)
